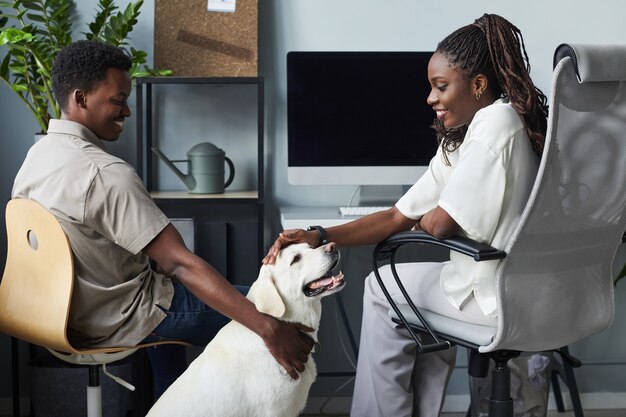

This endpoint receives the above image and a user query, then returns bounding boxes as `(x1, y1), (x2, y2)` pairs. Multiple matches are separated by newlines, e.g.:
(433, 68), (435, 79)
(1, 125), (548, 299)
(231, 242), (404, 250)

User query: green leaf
(8, 62), (28, 74)
(132, 50), (147, 60)
(0, 28), (34, 44)
(21, 1), (43, 12)
(51, 3), (71, 20)
(0, 53), (11, 80)
(11, 82), (29, 92)
(25, 13), (46, 23)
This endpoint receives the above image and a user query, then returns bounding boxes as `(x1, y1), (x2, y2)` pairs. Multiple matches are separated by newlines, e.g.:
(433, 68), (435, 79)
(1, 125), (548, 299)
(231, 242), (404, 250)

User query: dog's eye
(290, 254), (301, 265)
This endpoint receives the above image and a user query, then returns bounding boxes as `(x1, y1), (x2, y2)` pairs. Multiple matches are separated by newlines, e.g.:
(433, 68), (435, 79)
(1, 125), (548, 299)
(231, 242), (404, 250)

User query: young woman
(263, 13), (548, 417)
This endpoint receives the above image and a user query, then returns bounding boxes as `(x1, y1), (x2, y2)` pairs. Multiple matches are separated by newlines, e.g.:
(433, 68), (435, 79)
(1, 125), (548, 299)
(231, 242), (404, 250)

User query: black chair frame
(372, 230), (584, 417)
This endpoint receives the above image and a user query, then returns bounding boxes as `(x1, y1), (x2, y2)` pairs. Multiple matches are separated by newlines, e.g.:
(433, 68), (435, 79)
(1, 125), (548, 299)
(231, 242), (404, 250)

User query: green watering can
(152, 142), (235, 194)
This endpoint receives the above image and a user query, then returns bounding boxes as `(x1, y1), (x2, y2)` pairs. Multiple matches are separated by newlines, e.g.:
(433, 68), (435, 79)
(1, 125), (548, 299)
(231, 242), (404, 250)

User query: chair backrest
(0, 199), (191, 365)
(483, 44), (626, 353)
(0, 199), (77, 353)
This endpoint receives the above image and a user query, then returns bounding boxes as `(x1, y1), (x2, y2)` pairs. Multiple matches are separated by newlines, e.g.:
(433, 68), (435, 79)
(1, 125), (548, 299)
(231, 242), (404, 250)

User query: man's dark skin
(64, 65), (314, 379)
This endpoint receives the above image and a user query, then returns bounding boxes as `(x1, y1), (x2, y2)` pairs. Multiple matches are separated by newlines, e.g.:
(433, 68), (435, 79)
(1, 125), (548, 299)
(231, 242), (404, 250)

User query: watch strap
(306, 225), (328, 246)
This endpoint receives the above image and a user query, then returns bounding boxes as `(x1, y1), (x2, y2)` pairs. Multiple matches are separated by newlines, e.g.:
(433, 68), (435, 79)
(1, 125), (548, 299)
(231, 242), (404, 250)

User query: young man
(12, 40), (314, 396)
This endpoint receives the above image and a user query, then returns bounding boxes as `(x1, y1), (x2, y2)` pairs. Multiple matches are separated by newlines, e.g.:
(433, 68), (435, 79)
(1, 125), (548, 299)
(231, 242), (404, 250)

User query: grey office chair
(373, 43), (626, 417)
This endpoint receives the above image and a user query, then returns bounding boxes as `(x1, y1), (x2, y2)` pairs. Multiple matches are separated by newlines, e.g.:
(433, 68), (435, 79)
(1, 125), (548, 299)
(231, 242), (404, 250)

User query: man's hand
(260, 316), (316, 380)
(262, 229), (316, 265)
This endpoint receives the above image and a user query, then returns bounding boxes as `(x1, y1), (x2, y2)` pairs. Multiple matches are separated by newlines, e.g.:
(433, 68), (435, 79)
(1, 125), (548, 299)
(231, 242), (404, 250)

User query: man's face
(80, 67), (132, 141)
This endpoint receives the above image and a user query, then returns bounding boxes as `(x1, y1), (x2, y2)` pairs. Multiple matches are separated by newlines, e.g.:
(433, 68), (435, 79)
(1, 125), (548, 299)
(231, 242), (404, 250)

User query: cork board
(154, 0), (258, 77)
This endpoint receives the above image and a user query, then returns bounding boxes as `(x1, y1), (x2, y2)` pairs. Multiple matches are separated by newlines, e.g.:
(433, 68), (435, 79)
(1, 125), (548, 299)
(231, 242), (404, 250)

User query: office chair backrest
(484, 44), (626, 353)
(0, 199), (76, 353)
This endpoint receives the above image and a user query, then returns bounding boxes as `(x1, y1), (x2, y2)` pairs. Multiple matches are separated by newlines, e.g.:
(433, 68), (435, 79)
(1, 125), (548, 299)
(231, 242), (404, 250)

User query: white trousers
(350, 262), (497, 417)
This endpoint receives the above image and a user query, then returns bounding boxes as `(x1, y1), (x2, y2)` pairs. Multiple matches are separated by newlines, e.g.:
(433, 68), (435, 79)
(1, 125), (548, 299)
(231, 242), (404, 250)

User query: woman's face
(426, 52), (484, 129)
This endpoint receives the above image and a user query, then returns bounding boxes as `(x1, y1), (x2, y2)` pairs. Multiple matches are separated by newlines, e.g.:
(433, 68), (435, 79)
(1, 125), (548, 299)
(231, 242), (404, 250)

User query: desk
(280, 206), (355, 229)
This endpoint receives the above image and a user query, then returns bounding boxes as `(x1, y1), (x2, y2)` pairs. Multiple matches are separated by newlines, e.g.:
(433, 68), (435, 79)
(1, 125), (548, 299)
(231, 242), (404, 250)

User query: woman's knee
(363, 266), (389, 301)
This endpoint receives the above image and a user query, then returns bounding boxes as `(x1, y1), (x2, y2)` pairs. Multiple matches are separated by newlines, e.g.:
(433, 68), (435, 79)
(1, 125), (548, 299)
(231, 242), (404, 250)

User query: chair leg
(560, 349), (584, 417)
(87, 365), (103, 417)
(551, 369), (566, 412)
(11, 337), (20, 417)
(550, 346), (585, 417)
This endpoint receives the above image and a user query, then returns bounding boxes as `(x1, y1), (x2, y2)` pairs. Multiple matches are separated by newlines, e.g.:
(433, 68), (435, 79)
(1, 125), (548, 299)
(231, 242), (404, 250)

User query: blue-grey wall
(1, 0), (625, 412)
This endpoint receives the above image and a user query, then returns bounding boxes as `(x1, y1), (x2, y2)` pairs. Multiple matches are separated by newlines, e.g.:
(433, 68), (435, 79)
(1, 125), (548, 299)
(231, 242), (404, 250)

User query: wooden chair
(0, 199), (189, 417)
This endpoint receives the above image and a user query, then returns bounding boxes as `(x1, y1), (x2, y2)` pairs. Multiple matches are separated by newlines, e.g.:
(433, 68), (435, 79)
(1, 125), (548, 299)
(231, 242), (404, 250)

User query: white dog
(146, 242), (345, 417)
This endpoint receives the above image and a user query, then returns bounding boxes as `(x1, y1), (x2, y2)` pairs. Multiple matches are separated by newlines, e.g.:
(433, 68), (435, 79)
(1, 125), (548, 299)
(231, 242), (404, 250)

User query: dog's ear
(247, 265), (286, 318)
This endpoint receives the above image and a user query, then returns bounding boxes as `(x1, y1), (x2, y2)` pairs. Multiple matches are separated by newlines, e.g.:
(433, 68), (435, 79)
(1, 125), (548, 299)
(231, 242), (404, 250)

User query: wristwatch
(306, 225), (328, 246)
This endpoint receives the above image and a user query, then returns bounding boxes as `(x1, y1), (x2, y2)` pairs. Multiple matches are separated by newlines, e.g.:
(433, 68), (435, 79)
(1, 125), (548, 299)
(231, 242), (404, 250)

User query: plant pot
(28, 354), (132, 417)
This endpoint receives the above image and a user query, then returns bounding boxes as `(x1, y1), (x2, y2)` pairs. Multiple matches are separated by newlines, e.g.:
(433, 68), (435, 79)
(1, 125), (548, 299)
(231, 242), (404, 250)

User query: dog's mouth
(303, 271), (345, 297)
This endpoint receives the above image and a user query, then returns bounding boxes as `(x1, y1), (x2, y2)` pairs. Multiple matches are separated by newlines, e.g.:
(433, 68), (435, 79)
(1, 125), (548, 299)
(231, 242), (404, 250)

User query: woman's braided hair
(433, 14), (549, 160)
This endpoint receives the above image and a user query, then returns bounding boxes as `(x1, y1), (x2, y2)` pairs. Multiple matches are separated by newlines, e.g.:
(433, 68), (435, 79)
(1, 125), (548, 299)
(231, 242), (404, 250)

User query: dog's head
(248, 243), (345, 325)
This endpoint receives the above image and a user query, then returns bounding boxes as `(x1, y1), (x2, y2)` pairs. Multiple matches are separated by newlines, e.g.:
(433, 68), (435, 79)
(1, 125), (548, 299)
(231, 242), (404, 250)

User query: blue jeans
(142, 281), (249, 398)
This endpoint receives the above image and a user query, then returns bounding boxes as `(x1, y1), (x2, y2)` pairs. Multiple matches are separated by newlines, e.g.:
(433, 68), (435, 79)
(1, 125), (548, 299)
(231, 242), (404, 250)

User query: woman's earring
(475, 90), (483, 100)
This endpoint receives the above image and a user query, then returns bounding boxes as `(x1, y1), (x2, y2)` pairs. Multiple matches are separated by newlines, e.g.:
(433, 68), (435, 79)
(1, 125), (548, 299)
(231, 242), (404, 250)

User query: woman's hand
(262, 228), (319, 265)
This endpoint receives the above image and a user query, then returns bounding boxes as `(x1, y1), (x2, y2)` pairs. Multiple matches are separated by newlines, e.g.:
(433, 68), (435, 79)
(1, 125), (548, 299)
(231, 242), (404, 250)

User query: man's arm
(143, 224), (314, 379)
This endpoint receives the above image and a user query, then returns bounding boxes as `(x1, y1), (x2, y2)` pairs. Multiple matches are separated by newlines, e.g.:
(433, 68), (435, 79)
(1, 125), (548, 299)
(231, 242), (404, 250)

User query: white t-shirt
(395, 99), (539, 316)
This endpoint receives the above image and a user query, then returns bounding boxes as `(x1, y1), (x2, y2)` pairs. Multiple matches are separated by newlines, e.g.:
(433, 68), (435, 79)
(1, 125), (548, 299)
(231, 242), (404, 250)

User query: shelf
(150, 190), (259, 200)
(136, 77), (266, 269)
(136, 76), (262, 85)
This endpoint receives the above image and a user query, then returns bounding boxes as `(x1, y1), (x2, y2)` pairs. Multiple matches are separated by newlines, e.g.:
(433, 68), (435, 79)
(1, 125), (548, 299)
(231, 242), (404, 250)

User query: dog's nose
(324, 242), (336, 253)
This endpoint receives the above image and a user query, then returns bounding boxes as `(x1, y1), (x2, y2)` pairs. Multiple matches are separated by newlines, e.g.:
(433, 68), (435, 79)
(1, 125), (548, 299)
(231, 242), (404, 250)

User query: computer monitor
(287, 51), (438, 186)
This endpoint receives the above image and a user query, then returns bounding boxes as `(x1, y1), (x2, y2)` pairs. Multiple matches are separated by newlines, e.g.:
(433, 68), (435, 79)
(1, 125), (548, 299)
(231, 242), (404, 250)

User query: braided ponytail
(433, 14), (549, 160)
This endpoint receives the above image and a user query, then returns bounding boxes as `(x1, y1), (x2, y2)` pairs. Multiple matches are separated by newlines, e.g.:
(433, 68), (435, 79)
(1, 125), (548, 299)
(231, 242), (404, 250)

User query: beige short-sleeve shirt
(395, 99), (539, 317)
(12, 119), (173, 347)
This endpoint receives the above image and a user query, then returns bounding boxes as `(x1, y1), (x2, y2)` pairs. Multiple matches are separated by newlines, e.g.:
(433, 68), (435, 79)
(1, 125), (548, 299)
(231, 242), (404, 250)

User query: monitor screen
(287, 51), (438, 185)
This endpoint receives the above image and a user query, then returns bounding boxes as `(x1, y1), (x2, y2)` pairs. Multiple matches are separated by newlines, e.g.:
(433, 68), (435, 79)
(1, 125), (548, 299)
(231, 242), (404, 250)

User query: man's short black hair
(52, 40), (132, 111)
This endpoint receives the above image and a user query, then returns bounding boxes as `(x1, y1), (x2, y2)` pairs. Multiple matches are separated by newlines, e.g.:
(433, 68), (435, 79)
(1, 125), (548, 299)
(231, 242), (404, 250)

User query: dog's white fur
(146, 242), (344, 417)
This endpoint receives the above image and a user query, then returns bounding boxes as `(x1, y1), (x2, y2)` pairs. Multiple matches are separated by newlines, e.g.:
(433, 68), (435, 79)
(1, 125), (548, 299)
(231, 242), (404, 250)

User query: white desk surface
(279, 206), (358, 230)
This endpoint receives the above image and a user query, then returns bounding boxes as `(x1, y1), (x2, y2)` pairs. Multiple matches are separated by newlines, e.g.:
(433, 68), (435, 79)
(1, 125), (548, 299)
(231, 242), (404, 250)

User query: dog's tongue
(308, 276), (335, 289)
(307, 272), (344, 289)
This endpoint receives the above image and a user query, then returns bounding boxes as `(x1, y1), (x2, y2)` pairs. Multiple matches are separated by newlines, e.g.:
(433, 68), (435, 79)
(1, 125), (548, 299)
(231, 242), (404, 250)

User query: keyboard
(338, 206), (392, 217)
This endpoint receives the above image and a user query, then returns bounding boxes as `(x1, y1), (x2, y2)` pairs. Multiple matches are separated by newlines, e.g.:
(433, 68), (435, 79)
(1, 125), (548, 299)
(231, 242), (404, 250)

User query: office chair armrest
(371, 231), (506, 354)
(374, 230), (507, 262)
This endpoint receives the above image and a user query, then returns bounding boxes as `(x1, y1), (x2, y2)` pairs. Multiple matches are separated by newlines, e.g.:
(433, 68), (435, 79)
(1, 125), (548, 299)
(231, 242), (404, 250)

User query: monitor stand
(358, 185), (405, 206)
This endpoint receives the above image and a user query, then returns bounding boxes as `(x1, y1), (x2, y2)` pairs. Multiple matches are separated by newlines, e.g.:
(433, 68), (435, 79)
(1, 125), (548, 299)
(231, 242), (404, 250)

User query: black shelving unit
(135, 77), (265, 283)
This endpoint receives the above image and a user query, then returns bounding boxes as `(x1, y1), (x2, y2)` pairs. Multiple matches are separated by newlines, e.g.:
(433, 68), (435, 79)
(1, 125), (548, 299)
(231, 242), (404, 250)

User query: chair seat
(47, 348), (139, 366)
(388, 305), (497, 348)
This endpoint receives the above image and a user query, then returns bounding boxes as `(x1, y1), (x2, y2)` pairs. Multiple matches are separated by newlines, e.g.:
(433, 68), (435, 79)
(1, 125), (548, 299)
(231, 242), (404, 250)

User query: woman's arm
(419, 206), (460, 239)
(263, 206), (418, 264)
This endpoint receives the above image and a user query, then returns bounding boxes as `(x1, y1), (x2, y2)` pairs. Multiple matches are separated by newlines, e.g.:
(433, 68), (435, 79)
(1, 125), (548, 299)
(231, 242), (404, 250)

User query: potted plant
(0, 0), (171, 134)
